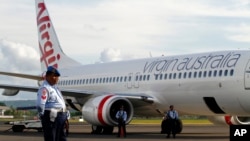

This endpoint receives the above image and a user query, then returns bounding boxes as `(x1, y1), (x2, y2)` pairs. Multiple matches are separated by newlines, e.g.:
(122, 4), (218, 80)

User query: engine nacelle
(2, 89), (19, 96)
(82, 94), (134, 126)
(208, 116), (250, 125)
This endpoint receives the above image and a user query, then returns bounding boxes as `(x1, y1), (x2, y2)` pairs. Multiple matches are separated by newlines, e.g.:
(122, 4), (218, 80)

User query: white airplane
(1, 0), (250, 134)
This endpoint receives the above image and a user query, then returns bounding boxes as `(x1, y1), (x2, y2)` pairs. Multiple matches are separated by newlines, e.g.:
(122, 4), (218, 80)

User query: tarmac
(0, 122), (229, 141)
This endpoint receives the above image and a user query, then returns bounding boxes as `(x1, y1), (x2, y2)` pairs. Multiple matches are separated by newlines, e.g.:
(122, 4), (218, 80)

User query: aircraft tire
(175, 119), (183, 133)
(12, 125), (25, 132)
(161, 119), (183, 134)
(102, 126), (114, 134)
(91, 125), (103, 134)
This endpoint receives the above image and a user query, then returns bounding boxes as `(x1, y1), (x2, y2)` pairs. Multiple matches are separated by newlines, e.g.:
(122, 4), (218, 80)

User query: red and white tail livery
(36, 0), (80, 71)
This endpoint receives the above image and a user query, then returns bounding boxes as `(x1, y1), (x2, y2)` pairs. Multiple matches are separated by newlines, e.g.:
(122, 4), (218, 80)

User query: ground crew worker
(166, 105), (179, 138)
(115, 105), (127, 137)
(36, 66), (67, 141)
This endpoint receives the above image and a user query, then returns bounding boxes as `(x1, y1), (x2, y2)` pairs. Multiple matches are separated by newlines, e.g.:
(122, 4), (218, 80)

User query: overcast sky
(0, 0), (250, 100)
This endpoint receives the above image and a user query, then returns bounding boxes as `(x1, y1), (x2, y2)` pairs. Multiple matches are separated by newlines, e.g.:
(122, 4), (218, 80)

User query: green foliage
(0, 102), (6, 106)
(4, 106), (37, 120)
(70, 111), (82, 117)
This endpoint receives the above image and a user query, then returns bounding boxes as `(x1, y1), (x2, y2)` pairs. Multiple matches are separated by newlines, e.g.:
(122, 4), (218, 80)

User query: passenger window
(169, 73), (172, 79)
(140, 75), (143, 81)
(203, 71), (207, 78)
(183, 72), (187, 79)
(198, 71), (202, 78)
(208, 71), (212, 77)
(147, 75), (150, 80)
(230, 69), (234, 76)
(164, 73), (167, 79)
(213, 70), (217, 77)
(155, 74), (159, 80)
(159, 74), (163, 80)
(173, 73), (176, 79)
(178, 73), (182, 79)
(194, 72), (197, 78)
(188, 72), (192, 78)
(219, 70), (222, 77)
(224, 70), (228, 76)
(128, 76), (132, 81)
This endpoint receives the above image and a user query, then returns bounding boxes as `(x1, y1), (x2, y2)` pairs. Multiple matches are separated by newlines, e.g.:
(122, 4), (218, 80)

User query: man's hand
(38, 113), (43, 120)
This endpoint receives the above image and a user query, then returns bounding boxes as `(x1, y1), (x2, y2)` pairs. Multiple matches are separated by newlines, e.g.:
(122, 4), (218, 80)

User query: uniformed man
(36, 66), (67, 141)
(115, 105), (127, 137)
(166, 105), (179, 138)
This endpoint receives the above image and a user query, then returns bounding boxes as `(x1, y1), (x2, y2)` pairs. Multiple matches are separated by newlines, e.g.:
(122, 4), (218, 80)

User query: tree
(0, 102), (6, 106)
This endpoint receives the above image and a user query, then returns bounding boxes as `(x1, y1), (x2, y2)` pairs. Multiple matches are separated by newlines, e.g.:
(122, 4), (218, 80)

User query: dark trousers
(41, 111), (67, 141)
(117, 121), (126, 137)
(166, 119), (176, 137)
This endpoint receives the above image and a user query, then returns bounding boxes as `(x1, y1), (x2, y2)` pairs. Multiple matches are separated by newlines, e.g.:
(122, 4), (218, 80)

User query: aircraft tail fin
(35, 0), (80, 71)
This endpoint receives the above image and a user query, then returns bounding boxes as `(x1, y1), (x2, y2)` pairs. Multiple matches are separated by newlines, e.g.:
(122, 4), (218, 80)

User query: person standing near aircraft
(166, 105), (179, 138)
(115, 105), (127, 137)
(36, 66), (68, 141)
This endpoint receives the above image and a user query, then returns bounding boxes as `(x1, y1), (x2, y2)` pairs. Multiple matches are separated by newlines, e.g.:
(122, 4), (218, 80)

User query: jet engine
(2, 89), (19, 96)
(208, 116), (250, 125)
(82, 94), (134, 134)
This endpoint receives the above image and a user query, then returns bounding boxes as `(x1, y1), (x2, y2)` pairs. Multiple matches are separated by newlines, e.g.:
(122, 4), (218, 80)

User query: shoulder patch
(41, 88), (47, 100)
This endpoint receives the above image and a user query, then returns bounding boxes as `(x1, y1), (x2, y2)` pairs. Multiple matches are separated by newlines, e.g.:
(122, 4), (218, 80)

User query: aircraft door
(244, 60), (250, 89)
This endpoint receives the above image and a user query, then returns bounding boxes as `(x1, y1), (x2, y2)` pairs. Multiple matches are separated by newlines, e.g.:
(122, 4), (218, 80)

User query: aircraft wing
(0, 83), (154, 100)
(0, 84), (93, 97)
(0, 71), (42, 80)
(0, 83), (155, 106)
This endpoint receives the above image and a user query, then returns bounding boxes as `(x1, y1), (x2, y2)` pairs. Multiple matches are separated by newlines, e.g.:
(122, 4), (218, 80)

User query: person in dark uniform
(36, 66), (68, 141)
(166, 105), (179, 138)
(115, 105), (127, 137)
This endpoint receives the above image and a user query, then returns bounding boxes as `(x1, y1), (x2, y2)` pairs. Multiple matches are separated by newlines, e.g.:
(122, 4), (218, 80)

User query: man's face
(46, 74), (59, 85)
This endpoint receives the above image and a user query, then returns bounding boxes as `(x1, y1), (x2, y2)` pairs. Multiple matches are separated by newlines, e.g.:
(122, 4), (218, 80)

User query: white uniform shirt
(166, 110), (178, 119)
(115, 110), (127, 122)
(36, 80), (66, 115)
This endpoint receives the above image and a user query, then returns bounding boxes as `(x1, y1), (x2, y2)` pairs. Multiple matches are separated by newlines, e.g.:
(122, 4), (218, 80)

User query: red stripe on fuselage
(97, 95), (113, 125)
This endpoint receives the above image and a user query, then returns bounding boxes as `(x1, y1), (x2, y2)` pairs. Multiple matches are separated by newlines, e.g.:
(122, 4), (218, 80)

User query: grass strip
(130, 119), (212, 125)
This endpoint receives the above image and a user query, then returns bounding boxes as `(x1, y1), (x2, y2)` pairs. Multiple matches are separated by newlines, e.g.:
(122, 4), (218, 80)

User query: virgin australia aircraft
(1, 0), (250, 134)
